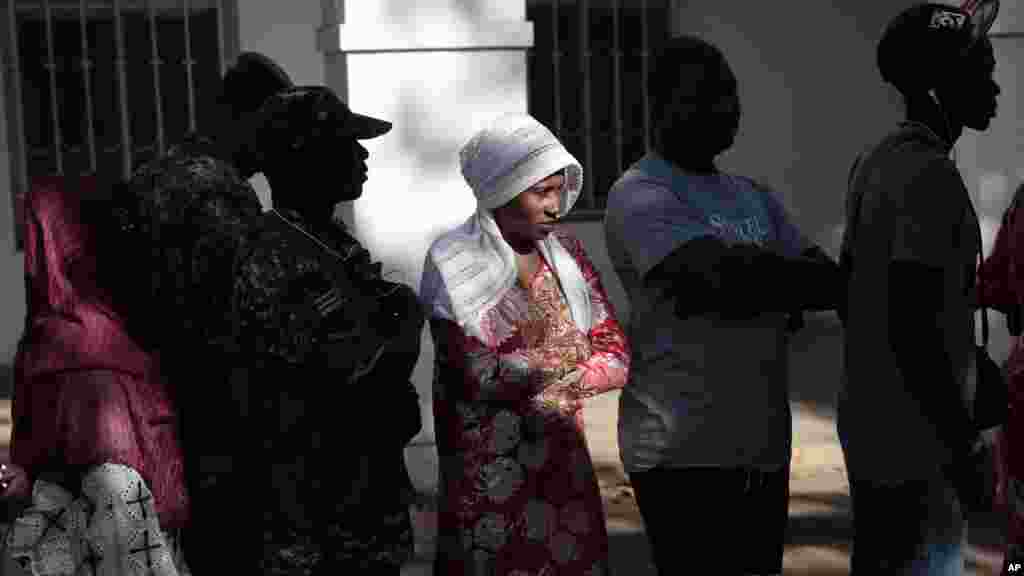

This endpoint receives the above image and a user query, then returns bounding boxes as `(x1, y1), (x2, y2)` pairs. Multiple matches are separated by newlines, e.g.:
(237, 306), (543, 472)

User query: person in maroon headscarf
(2, 175), (190, 575)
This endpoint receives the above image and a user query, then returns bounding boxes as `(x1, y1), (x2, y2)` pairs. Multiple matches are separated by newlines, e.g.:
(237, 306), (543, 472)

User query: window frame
(0, 0), (241, 252)
(526, 0), (671, 219)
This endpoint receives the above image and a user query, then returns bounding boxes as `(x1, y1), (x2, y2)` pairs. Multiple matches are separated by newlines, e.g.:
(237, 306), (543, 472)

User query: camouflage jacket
(232, 208), (424, 443)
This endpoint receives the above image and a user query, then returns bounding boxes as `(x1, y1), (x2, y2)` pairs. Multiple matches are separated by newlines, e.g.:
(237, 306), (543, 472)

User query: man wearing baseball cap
(839, 2), (1000, 573)
(232, 86), (424, 574)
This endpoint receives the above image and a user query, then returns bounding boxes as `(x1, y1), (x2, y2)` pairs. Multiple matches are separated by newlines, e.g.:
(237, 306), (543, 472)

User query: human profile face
(493, 172), (564, 252)
(941, 38), (1000, 131)
(335, 137), (370, 202)
(291, 134), (369, 205)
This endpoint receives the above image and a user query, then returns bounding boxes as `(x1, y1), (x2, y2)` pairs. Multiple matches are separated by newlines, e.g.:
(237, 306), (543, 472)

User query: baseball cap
(878, 1), (999, 92)
(219, 52), (294, 119)
(257, 86), (392, 143)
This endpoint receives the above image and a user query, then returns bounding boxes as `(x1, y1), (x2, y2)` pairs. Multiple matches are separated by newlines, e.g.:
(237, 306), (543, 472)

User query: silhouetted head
(102, 153), (262, 350)
(216, 52), (294, 177)
(648, 35), (740, 170)
(244, 86), (392, 212)
(878, 2), (1000, 132)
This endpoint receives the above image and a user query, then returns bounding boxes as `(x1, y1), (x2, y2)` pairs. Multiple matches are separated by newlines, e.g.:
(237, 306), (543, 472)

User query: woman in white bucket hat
(421, 114), (631, 575)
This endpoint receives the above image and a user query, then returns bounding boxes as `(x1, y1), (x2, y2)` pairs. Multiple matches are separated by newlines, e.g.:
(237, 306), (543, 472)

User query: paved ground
(401, 392), (1008, 575)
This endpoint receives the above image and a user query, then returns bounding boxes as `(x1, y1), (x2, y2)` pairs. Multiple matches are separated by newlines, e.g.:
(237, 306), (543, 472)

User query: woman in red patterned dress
(420, 114), (630, 575)
(978, 181), (1024, 569)
(2, 175), (190, 575)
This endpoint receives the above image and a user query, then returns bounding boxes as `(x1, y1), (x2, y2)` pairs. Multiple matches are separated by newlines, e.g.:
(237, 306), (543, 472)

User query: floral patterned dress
(430, 232), (630, 575)
(978, 191), (1024, 566)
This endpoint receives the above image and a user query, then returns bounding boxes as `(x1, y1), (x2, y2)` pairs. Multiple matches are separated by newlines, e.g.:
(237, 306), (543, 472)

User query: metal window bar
(182, 0), (196, 133)
(79, 0), (96, 172)
(611, 0), (623, 175)
(146, 0), (165, 156)
(551, 0), (562, 139)
(112, 0), (133, 179)
(42, 0), (63, 174)
(578, 0), (594, 208)
(8, 1), (227, 248)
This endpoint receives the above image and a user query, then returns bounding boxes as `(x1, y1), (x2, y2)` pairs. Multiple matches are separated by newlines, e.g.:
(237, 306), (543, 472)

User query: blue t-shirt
(605, 152), (810, 471)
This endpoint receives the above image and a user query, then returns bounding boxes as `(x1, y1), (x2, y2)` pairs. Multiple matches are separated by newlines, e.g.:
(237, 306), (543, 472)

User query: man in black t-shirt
(840, 2), (1001, 573)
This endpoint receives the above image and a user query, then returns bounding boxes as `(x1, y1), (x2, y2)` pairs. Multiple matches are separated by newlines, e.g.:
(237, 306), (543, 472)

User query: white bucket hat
(421, 114), (592, 343)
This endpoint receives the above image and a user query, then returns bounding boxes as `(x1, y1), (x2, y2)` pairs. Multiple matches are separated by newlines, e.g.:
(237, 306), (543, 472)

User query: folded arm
(354, 284), (426, 446)
(646, 236), (844, 319)
(540, 237), (631, 402)
(429, 240), (630, 405)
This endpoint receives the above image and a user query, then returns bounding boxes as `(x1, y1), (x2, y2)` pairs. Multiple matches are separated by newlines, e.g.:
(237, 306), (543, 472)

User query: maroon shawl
(11, 176), (189, 528)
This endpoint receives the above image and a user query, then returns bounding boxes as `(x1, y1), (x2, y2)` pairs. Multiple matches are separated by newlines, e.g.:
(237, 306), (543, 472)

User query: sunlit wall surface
(317, 1), (532, 489)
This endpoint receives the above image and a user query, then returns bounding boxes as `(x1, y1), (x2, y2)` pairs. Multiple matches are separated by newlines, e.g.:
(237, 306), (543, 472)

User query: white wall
(318, 0), (534, 492)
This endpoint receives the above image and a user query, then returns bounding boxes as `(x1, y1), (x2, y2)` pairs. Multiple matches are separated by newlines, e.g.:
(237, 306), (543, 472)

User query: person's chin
(337, 185), (363, 202)
(966, 116), (994, 132)
(966, 107), (998, 132)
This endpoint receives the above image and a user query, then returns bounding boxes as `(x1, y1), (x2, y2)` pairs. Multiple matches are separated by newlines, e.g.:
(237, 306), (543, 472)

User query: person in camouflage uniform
(99, 53), (294, 574)
(101, 133), (264, 574)
(231, 86), (424, 574)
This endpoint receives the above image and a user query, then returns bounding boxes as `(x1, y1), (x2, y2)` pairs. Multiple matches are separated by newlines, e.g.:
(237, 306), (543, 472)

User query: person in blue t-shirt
(604, 35), (843, 575)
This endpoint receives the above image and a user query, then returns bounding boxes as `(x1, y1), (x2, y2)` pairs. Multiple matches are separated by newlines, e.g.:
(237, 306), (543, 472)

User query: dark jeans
(848, 477), (964, 575)
(630, 465), (790, 575)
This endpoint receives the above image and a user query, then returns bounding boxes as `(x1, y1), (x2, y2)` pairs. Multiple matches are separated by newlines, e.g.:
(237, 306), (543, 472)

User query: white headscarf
(421, 114), (592, 343)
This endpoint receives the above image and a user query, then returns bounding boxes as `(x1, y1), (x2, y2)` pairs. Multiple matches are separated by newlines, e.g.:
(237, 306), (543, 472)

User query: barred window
(2, 0), (237, 249)
(527, 0), (670, 214)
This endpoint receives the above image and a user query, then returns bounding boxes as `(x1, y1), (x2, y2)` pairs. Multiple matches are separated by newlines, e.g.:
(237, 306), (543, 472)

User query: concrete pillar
(318, 0), (533, 493)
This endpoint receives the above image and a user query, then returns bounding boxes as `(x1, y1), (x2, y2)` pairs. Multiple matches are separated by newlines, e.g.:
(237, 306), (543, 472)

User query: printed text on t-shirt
(709, 214), (769, 245)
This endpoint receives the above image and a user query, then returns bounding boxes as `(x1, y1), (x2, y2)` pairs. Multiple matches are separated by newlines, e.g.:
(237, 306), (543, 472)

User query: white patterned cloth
(420, 113), (592, 343)
(6, 463), (188, 576)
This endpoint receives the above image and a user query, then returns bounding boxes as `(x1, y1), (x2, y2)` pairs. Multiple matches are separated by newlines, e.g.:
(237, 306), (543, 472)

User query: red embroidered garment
(979, 194), (1024, 560)
(431, 232), (629, 575)
(11, 176), (189, 529)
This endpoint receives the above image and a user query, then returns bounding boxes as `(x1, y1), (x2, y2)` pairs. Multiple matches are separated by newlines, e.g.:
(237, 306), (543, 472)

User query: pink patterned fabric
(432, 232), (629, 575)
(979, 194), (1024, 559)
(11, 176), (189, 529)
